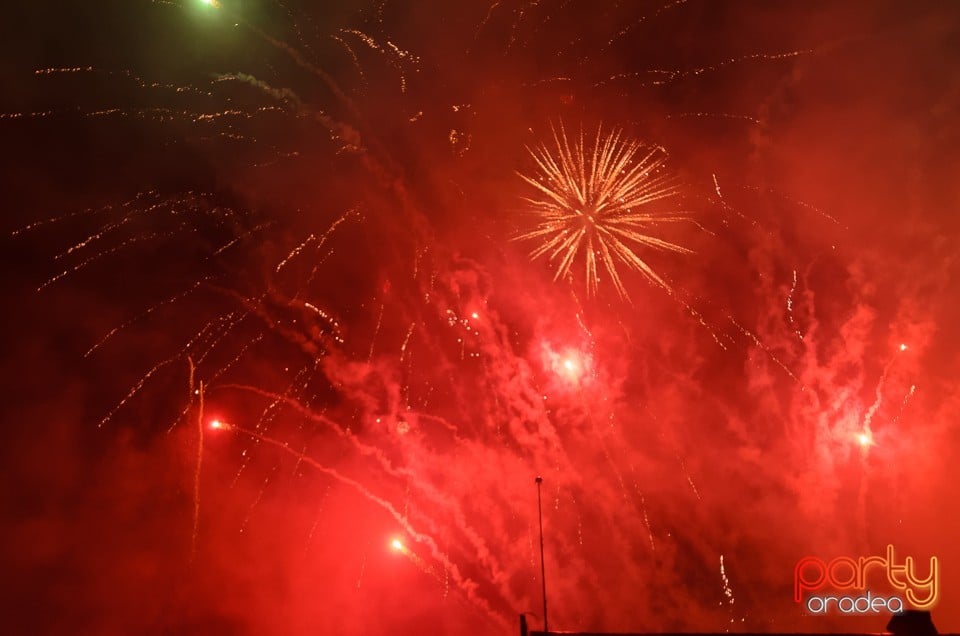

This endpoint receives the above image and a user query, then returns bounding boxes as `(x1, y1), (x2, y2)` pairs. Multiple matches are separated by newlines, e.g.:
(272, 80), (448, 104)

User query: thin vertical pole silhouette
(536, 476), (548, 633)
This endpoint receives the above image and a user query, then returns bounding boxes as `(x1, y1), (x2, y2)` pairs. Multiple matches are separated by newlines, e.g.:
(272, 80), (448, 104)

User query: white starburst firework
(516, 122), (691, 299)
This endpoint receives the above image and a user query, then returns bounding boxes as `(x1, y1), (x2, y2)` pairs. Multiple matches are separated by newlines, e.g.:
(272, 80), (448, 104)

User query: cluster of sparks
(516, 123), (691, 299)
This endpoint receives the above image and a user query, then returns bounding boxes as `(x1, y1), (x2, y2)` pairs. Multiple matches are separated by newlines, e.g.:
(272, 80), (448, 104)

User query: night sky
(3, 1), (960, 635)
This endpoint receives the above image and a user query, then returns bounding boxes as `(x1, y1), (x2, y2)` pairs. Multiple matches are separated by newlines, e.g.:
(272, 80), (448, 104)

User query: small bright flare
(544, 346), (591, 385)
(209, 419), (226, 430)
(899, 343), (908, 352)
(391, 538), (404, 551)
(857, 432), (872, 447)
(471, 311), (480, 320)
(516, 122), (690, 299)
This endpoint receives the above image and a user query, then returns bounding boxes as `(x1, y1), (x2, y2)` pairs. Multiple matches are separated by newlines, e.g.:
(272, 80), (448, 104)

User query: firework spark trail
(330, 34), (366, 87)
(602, 0), (688, 51)
(214, 71), (365, 155)
(726, 314), (800, 384)
(1, 102), (283, 125)
(393, 539), (445, 584)
(37, 193), (244, 291)
(193, 311), (254, 366)
(339, 29), (421, 93)
(303, 485), (331, 554)
(677, 455), (702, 501)
(35, 66), (215, 98)
(39, 231), (180, 290)
(203, 288), (335, 359)
(216, 61), (428, 239)
(861, 344), (909, 436)
(85, 277), (212, 357)
(711, 173), (765, 232)
(719, 554), (736, 607)
(656, 279), (735, 351)
(220, 421), (510, 631)
(216, 383), (522, 607)
(595, 48), (815, 88)
(665, 111), (760, 125)
(356, 548), (368, 590)
(891, 384), (917, 426)
(211, 222), (274, 256)
(10, 193), (145, 237)
(275, 208), (358, 273)
(240, 464), (280, 534)
(50, 192), (166, 261)
(740, 184), (843, 227)
(229, 364), (319, 484)
(516, 122), (691, 299)
(214, 73), (308, 111)
(101, 310), (246, 429)
(367, 301), (386, 362)
(786, 270), (804, 342)
(634, 483), (656, 552)
(190, 361), (204, 562)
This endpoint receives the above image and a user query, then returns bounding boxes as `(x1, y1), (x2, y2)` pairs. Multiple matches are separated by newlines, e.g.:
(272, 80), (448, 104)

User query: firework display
(3, 1), (959, 635)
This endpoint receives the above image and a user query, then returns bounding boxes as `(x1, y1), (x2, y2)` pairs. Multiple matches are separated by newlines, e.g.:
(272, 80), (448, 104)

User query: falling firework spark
(516, 122), (691, 299)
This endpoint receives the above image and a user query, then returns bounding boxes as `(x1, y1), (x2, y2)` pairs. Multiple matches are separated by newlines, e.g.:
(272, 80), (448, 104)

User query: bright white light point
(391, 539), (403, 551)
(564, 359), (575, 370)
(900, 343), (908, 351)
(471, 312), (479, 320)
(210, 419), (223, 430)
(857, 432), (871, 446)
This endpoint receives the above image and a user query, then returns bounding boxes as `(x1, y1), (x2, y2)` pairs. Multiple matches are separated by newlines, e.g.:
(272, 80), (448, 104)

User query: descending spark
(676, 455), (702, 501)
(862, 343), (908, 432)
(303, 486), (331, 555)
(516, 122), (691, 299)
(85, 277), (211, 357)
(726, 314), (800, 383)
(595, 48), (815, 88)
(603, 0), (688, 51)
(190, 362), (204, 562)
(786, 270), (804, 341)
(720, 554), (736, 606)
(665, 111), (759, 124)
(356, 549), (368, 590)
(891, 384), (917, 426)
